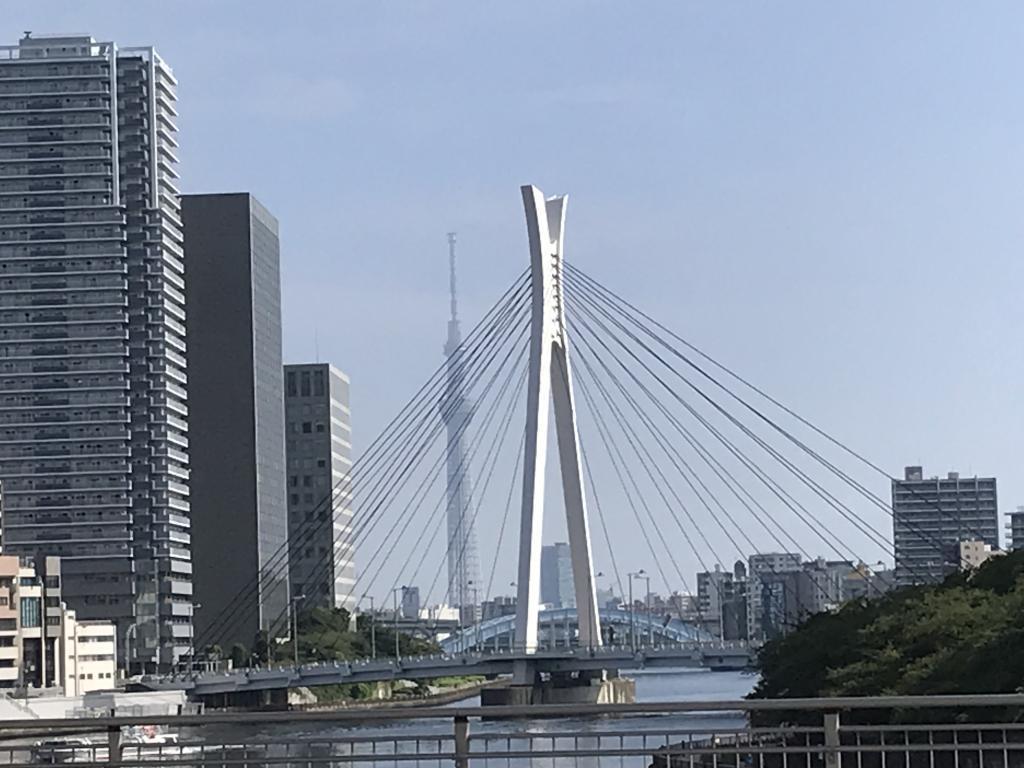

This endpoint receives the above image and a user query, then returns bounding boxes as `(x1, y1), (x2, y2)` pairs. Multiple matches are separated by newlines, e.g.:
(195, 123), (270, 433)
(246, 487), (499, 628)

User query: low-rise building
(0, 556), (116, 694)
(959, 540), (1004, 571)
(480, 596), (516, 621)
(843, 563), (896, 600)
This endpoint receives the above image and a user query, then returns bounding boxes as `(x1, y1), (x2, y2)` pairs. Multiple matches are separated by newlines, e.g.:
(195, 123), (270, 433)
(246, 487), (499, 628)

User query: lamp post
(369, 596), (376, 660)
(187, 602), (202, 672)
(291, 594), (305, 667)
(628, 570), (647, 652)
(508, 582), (517, 652)
(392, 588), (402, 663)
(467, 580), (480, 652)
(642, 574), (652, 648)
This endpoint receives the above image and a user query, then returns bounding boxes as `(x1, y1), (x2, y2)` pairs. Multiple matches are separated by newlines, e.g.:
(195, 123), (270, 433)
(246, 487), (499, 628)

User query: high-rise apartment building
(284, 363), (354, 610)
(400, 586), (420, 620)
(696, 563), (745, 638)
(0, 34), (191, 670)
(540, 542), (574, 609)
(892, 466), (999, 586)
(758, 558), (851, 640)
(182, 193), (288, 650)
(745, 552), (801, 643)
(1006, 507), (1024, 551)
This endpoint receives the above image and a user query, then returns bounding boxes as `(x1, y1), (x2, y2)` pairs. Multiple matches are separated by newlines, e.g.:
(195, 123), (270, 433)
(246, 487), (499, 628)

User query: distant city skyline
(6, 2), (1024, 603)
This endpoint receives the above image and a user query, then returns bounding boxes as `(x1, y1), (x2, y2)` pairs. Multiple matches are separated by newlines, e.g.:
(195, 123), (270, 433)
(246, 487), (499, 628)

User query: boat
(31, 725), (201, 763)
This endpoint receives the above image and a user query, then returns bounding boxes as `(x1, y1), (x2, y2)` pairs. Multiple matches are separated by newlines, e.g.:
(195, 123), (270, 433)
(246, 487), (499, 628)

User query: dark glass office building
(182, 193), (289, 650)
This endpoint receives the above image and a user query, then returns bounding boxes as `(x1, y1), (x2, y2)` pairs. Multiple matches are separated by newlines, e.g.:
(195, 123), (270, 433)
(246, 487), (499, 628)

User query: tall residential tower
(182, 193), (289, 650)
(0, 34), (191, 670)
(441, 234), (481, 621)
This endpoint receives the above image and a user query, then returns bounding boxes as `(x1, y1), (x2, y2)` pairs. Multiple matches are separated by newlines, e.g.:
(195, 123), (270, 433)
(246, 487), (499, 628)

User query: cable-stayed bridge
(170, 185), (991, 705)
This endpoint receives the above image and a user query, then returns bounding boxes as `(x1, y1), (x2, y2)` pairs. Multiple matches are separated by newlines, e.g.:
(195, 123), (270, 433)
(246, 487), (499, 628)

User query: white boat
(31, 725), (201, 763)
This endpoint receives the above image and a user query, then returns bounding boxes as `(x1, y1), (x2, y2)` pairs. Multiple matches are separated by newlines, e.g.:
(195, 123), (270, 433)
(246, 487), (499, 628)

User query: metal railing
(4, 694), (1024, 767)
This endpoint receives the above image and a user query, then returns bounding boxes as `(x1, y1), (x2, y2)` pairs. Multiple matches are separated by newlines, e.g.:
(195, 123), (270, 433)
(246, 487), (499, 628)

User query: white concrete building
(0, 555), (115, 693)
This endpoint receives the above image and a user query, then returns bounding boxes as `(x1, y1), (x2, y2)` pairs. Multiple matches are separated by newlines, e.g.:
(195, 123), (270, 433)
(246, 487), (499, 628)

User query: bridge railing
(8, 694), (1024, 767)
(152, 641), (757, 688)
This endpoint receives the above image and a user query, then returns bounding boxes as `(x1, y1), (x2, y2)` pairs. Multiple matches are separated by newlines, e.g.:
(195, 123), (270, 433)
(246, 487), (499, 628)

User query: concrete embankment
(290, 679), (502, 711)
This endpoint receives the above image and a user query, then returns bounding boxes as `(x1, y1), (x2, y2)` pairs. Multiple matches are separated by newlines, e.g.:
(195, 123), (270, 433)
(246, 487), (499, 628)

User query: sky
(7, 2), (1024, 601)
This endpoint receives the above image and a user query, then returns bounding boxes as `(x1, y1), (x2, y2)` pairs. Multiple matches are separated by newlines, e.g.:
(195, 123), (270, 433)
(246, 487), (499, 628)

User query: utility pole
(628, 570), (646, 651)
(643, 574), (652, 648)
(369, 596), (376, 660)
(291, 594), (305, 667)
(392, 588), (401, 662)
(628, 575), (635, 652)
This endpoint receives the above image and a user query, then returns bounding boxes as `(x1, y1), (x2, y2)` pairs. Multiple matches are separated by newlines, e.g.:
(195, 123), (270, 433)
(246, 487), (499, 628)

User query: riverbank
(291, 678), (502, 711)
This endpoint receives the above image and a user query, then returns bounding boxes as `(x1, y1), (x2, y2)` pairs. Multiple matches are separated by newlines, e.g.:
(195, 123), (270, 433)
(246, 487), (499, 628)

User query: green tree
(252, 630), (270, 665)
(229, 643), (248, 669)
(751, 549), (1024, 723)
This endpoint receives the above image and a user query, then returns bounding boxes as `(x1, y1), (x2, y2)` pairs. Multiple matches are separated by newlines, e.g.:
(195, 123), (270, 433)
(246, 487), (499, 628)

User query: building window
(45, 576), (59, 589)
(316, 423), (325, 433)
(300, 371), (311, 396)
(286, 371), (297, 397)
(314, 370), (325, 397)
(46, 616), (60, 626)
(20, 597), (41, 628)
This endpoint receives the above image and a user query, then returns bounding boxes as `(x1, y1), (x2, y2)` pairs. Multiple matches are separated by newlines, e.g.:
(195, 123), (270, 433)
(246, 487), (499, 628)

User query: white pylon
(513, 185), (602, 656)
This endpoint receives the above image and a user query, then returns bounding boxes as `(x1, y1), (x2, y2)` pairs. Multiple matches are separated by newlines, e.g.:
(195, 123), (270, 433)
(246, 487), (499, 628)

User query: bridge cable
(567, 274), (896, 552)
(567, 264), (991, 568)
(282, 306), (531, 628)
(565, 271), (940, 589)
(380, 353), (528, 611)
(195, 273), (530, 650)
(570, 315), (867, 618)
(482, 429), (526, 607)
(420, 363), (528, 643)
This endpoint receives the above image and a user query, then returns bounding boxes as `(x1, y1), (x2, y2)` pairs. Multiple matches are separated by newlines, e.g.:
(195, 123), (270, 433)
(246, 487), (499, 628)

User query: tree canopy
(752, 550), (1024, 701)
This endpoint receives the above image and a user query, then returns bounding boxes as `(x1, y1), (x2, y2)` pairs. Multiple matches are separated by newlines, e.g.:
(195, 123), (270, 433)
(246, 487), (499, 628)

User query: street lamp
(186, 602), (202, 672)
(628, 570), (648, 651)
(291, 594), (306, 667)
(368, 596), (376, 660)
(467, 580), (480, 652)
(391, 588), (403, 663)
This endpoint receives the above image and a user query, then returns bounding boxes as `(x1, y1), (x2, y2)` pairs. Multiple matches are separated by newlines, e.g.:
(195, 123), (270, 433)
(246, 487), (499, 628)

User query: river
(194, 669), (758, 754)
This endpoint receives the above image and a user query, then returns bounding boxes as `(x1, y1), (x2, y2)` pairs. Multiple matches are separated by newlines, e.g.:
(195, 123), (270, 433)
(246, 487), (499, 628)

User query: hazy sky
(8, 2), (1024, 600)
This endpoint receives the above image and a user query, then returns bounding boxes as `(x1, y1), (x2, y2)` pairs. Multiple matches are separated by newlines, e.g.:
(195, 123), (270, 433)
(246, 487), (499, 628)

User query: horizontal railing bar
(469, 727), (826, 740)
(6, 694), (1024, 733)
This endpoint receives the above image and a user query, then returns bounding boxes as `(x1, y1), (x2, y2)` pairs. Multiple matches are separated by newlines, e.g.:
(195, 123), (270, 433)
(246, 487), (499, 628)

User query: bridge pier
(482, 669), (635, 708)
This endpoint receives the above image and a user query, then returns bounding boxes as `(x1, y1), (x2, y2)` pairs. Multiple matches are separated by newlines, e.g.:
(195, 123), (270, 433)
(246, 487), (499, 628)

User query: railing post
(823, 711), (840, 768)
(107, 723), (121, 766)
(453, 715), (470, 768)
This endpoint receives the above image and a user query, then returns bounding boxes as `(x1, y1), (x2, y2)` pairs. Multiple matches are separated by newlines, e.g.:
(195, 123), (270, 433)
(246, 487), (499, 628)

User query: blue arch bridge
(440, 607), (712, 653)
